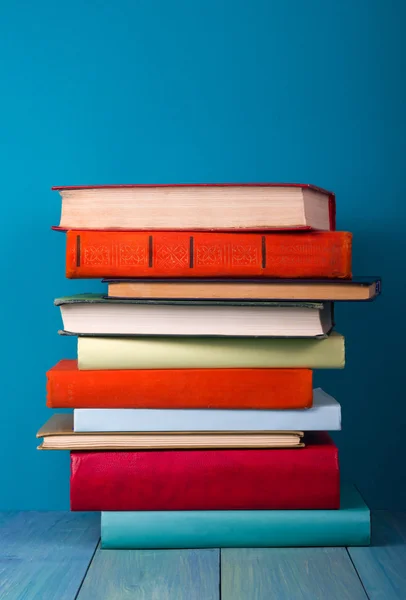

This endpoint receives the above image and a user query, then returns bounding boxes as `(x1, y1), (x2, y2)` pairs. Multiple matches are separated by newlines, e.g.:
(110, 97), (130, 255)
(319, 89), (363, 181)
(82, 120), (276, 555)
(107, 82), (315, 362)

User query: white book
(56, 294), (333, 338)
(73, 388), (341, 432)
(54, 183), (333, 231)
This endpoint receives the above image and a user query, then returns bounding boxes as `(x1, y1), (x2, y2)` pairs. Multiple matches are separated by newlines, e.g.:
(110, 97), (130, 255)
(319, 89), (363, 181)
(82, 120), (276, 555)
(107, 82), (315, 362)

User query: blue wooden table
(1, 511), (405, 599)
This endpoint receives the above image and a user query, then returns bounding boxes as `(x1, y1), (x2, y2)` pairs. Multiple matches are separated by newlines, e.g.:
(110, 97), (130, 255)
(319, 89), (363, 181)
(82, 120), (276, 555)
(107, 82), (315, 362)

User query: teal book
(101, 484), (370, 549)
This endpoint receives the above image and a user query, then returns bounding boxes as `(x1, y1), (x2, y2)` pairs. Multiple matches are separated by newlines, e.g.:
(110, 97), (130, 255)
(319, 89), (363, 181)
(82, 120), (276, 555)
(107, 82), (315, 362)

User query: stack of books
(38, 183), (380, 548)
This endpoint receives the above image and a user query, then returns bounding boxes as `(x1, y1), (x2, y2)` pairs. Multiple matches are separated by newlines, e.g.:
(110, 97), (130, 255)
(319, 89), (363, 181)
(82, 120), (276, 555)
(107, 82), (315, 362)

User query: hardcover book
(53, 183), (336, 231)
(76, 331), (345, 370)
(46, 361), (313, 409)
(64, 230), (351, 279)
(73, 388), (341, 432)
(101, 485), (370, 549)
(105, 276), (381, 301)
(56, 294), (333, 338)
(37, 414), (304, 450)
(70, 432), (340, 511)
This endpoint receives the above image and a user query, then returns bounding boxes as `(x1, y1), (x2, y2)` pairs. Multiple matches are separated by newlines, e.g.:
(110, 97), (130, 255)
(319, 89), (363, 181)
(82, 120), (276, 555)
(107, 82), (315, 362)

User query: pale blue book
(74, 387), (341, 432)
(101, 484), (370, 549)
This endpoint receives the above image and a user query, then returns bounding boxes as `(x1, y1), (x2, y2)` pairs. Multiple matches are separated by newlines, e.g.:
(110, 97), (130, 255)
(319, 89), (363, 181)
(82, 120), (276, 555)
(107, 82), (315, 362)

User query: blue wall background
(1, 0), (404, 510)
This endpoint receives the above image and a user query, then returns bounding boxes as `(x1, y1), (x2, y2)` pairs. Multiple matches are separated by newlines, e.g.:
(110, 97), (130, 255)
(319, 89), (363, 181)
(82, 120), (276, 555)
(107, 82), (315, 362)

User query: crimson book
(70, 433), (339, 511)
(64, 230), (352, 279)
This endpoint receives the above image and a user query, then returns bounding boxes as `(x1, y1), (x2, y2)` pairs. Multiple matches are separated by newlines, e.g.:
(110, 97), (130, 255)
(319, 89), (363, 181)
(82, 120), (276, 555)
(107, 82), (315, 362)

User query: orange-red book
(65, 230), (352, 279)
(46, 360), (313, 409)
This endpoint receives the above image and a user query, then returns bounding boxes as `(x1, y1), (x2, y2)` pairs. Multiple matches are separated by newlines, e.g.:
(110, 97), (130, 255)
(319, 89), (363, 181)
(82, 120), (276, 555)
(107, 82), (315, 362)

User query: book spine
(47, 363), (313, 409)
(328, 193), (336, 230)
(70, 439), (339, 511)
(101, 508), (370, 549)
(66, 231), (352, 279)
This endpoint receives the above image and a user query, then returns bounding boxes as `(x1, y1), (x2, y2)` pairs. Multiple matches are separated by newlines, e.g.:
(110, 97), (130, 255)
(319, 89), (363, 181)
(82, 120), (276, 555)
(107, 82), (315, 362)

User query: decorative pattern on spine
(66, 231), (352, 279)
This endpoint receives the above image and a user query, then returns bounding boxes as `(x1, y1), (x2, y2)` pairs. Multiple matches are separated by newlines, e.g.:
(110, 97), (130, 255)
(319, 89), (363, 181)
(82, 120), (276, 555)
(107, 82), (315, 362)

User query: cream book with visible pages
(53, 183), (334, 231)
(37, 414), (304, 450)
(56, 294), (333, 338)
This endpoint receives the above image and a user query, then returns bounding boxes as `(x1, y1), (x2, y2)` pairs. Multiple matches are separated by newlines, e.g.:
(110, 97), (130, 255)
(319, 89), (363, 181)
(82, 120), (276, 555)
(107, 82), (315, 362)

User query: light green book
(77, 331), (345, 370)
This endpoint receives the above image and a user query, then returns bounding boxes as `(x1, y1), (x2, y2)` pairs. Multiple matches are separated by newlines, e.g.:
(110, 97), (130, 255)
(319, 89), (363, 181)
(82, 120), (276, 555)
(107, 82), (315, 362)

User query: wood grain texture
(2, 510), (406, 600)
(221, 547), (367, 600)
(349, 511), (406, 599)
(77, 546), (219, 600)
(0, 511), (99, 600)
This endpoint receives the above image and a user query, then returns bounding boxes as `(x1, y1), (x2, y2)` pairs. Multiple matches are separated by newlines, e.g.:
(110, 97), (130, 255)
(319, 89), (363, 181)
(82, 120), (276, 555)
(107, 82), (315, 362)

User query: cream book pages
(37, 415), (303, 450)
(56, 184), (332, 230)
(58, 299), (332, 337)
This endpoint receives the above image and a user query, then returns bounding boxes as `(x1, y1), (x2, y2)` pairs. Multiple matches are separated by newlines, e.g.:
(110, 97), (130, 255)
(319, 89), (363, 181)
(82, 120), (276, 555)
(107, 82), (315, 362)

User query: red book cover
(65, 230), (351, 279)
(70, 433), (339, 511)
(46, 360), (313, 409)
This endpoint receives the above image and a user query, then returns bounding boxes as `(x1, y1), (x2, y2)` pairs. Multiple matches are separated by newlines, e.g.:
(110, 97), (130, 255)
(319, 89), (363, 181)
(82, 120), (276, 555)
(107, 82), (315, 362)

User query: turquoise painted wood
(77, 546), (219, 600)
(2, 511), (406, 599)
(0, 511), (100, 600)
(221, 547), (367, 600)
(349, 511), (406, 599)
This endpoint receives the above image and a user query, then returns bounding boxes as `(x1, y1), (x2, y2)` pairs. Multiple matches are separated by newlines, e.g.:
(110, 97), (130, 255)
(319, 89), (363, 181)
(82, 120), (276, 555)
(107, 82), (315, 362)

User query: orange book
(46, 360), (313, 409)
(65, 230), (352, 279)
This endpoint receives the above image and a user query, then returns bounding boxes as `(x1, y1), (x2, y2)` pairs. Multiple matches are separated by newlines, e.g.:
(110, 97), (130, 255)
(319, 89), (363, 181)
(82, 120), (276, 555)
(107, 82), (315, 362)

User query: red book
(46, 360), (313, 409)
(64, 230), (352, 279)
(70, 433), (339, 511)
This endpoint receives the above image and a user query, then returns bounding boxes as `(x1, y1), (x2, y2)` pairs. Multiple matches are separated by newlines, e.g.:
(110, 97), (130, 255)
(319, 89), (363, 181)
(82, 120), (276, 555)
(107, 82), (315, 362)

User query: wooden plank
(349, 511), (406, 599)
(221, 547), (367, 600)
(77, 547), (219, 600)
(0, 511), (100, 600)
